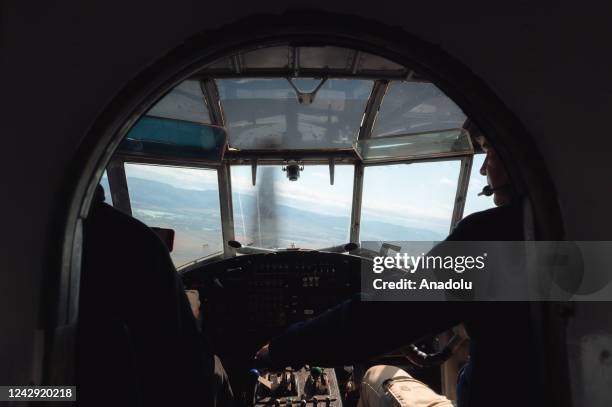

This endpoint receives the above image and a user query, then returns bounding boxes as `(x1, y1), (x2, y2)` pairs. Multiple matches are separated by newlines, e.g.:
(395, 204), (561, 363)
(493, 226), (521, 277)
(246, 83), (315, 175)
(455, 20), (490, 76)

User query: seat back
(77, 186), (211, 405)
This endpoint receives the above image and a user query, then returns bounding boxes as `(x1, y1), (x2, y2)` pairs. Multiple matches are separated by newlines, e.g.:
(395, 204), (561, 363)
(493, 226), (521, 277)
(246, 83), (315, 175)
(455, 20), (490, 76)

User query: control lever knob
(311, 367), (323, 379)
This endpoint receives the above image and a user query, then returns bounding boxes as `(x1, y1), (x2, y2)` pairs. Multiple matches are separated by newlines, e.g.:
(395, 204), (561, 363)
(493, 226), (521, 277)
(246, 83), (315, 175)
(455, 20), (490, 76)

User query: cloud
(125, 163), (218, 191)
(439, 177), (456, 186)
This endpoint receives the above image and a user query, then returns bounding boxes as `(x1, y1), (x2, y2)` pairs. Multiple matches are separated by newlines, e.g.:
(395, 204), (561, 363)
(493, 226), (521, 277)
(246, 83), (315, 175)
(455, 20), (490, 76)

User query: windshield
(124, 163), (223, 266)
(361, 160), (460, 242)
(105, 45), (479, 261)
(231, 164), (354, 249)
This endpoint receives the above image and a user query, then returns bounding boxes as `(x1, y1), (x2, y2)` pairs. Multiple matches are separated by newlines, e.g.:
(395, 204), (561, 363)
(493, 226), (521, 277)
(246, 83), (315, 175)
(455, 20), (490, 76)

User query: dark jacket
(269, 204), (543, 407)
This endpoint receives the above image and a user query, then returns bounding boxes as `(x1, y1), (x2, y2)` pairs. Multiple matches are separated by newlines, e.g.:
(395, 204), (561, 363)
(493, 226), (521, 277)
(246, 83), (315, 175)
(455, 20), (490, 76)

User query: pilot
(254, 132), (536, 407)
(79, 185), (234, 406)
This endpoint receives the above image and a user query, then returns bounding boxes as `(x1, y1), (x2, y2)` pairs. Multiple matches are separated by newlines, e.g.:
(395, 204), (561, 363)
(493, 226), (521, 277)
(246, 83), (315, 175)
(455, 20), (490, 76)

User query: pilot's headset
(464, 122), (592, 300)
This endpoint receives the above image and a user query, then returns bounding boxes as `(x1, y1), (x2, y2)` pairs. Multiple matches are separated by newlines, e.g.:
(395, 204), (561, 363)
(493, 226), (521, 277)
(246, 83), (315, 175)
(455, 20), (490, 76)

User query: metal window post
(350, 162), (364, 243)
(450, 155), (473, 231)
(106, 158), (132, 216)
(357, 80), (389, 140)
(217, 162), (236, 257)
(201, 78), (234, 257)
(350, 80), (389, 244)
(201, 78), (225, 125)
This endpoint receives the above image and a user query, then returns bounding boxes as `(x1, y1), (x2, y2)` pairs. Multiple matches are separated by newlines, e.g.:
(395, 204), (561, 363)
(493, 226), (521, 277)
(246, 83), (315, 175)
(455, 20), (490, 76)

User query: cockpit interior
(9, 6), (612, 407)
(81, 43), (522, 406)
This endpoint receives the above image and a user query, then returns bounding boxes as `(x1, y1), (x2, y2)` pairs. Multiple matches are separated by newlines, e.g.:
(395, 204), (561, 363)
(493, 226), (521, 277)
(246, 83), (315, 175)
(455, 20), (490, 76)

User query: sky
(115, 156), (494, 237)
(101, 155), (495, 267)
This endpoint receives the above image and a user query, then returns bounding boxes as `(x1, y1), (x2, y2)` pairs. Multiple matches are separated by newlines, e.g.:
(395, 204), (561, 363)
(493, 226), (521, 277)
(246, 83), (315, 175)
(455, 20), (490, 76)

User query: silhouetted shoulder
(447, 204), (523, 241)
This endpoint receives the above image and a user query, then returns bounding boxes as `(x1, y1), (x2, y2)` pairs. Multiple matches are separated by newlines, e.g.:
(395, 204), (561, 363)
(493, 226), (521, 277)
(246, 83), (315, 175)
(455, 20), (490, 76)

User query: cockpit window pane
(360, 160), (460, 242)
(354, 129), (472, 163)
(230, 165), (354, 249)
(100, 170), (112, 204)
(372, 81), (466, 137)
(147, 80), (211, 124)
(217, 78), (373, 150)
(463, 154), (496, 217)
(124, 163), (222, 267)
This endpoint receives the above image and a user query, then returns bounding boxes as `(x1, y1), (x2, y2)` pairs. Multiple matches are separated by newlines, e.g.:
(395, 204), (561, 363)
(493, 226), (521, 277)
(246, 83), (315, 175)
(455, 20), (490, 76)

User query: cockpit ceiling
(198, 46), (414, 79)
(136, 45), (470, 160)
(217, 78), (373, 150)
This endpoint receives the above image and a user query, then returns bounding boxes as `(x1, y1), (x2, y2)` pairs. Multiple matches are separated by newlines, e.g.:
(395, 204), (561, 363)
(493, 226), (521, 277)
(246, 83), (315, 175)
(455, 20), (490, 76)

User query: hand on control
(185, 290), (201, 320)
(254, 343), (272, 367)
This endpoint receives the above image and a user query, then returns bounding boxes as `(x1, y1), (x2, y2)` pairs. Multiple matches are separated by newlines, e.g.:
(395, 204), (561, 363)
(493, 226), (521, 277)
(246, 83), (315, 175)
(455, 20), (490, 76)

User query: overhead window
(354, 129), (472, 163)
(147, 80), (211, 124)
(124, 163), (222, 267)
(360, 160), (460, 242)
(217, 78), (373, 150)
(372, 81), (466, 137)
(118, 116), (227, 162)
(230, 164), (354, 249)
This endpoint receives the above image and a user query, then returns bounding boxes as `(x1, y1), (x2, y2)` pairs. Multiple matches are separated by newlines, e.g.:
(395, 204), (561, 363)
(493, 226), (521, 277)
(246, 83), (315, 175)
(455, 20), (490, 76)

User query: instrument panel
(181, 251), (367, 406)
(182, 251), (364, 331)
(180, 251), (444, 406)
